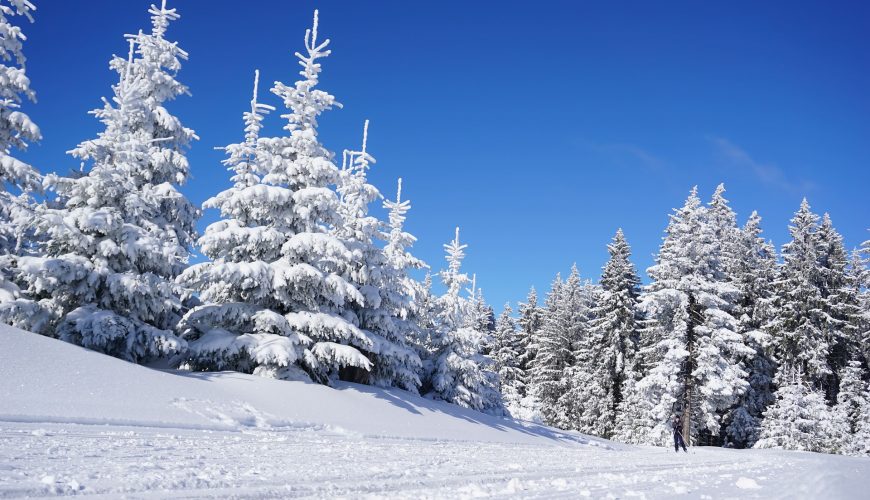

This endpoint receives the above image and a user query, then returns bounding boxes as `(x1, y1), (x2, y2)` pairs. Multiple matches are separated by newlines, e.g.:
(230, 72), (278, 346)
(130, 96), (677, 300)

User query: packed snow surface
(2, 325), (869, 498)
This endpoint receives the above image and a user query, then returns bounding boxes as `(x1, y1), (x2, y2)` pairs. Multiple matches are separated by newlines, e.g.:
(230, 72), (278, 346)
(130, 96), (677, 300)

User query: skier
(672, 414), (688, 453)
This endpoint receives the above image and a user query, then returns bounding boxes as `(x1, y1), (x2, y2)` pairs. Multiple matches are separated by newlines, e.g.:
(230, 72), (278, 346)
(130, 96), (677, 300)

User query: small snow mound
(736, 477), (761, 490)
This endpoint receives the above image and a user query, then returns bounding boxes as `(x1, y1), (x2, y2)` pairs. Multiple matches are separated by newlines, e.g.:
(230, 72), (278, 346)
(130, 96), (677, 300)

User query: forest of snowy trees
(0, 1), (868, 457)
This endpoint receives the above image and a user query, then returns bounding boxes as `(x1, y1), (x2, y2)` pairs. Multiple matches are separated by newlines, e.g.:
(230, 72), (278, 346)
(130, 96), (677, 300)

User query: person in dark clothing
(672, 415), (688, 453)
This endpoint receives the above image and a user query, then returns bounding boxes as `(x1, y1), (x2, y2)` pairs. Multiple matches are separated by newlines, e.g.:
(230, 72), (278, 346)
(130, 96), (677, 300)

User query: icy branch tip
(312, 10), (319, 46)
(361, 120), (369, 155)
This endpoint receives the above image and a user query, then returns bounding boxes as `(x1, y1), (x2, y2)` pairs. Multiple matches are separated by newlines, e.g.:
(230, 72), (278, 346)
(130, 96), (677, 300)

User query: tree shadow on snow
(334, 382), (607, 447)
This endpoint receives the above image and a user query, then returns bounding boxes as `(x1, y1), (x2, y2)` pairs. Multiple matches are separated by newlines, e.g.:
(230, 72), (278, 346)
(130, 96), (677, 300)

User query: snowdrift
(0, 324), (610, 447)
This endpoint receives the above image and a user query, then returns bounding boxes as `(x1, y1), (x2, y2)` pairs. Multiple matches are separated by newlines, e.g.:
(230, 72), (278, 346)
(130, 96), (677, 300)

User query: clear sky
(17, 0), (870, 311)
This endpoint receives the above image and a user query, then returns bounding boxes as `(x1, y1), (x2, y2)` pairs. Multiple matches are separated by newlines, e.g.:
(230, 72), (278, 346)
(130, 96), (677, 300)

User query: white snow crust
(2, 324), (869, 498)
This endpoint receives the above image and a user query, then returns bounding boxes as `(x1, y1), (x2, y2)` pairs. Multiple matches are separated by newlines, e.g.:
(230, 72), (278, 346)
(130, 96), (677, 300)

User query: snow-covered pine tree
(425, 228), (504, 415)
(510, 287), (544, 421)
(333, 122), (422, 390)
(725, 211), (777, 447)
(634, 186), (751, 445)
(493, 303), (524, 416)
(1, 1), (197, 362)
(415, 271), (441, 372)
(833, 360), (869, 453)
(768, 199), (830, 389)
(516, 287), (542, 376)
(582, 229), (641, 438)
(561, 271), (602, 433)
(612, 302), (664, 444)
(858, 236), (870, 365)
(531, 266), (590, 429)
(380, 177), (429, 389)
(181, 11), (377, 384)
(847, 382), (870, 457)
(0, 0), (41, 304)
(755, 367), (839, 454)
(816, 213), (862, 400)
(175, 70), (313, 380)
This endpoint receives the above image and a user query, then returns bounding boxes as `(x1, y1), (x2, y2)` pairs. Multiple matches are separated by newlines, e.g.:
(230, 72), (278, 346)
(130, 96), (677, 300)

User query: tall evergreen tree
(379, 177), (428, 390)
(768, 199), (830, 389)
(333, 122), (422, 390)
(2, 1), (196, 362)
(634, 186), (751, 444)
(816, 214), (863, 400)
(0, 0), (41, 304)
(516, 287), (542, 378)
(493, 303), (524, 415)
(581, 229), (640, 438)
(181, 11), (378, 383)
(531, 266), (588, 429)
(725, 211), (777, 447)
(425, 228), (504, 415)
(175, 70), (313, 380)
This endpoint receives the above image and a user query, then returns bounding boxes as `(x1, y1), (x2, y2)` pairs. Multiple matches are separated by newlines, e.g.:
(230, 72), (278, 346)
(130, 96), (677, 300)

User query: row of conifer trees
(0, 2), (868, 456)
(492, 187), (869, 455)
(0, 2), (504, 414)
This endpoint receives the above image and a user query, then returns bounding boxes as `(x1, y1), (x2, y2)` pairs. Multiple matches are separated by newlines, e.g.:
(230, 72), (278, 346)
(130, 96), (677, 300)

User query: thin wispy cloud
(708, 137), (814, 195)
(581, 140), (667, 171)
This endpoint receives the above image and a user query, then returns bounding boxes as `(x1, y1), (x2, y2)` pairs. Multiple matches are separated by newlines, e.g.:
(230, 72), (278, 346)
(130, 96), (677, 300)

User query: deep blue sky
(18, 1), (870, 311)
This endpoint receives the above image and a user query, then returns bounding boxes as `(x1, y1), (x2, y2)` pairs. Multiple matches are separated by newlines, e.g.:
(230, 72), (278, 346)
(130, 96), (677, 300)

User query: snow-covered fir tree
(333, 122), (422, 390)
(633, 186), (751, 445)
(1, 1), (197, 362)
(180, 11), (379, 384)
(833, 360), (869, 453)
(768, 199), (830, 390)
(511, 286), (544, 421)
(0, 0), (41, 304)
(425, 227), (504, 415)
(581, 229), (640, 438)
(847, 383), (870, 457)
(174, 70), (314, 380)
(414, 271), (441, 370)
(531, 266), (590, 429)
(755, 367), (839, 454)
(816, 213), (863, 401)
(492, 303), (525, 416)
(379, 177), (429, 389)
(560, 272), (601, 432)
(516, 287), (542, 375)
(725, 211), (777, 447)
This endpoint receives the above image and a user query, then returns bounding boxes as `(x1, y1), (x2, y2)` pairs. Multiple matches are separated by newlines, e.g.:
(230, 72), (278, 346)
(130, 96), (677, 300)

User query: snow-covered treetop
(444, 227), (468, 278)
(148, 0), (178, 40)
(382, 177), (426, 272)
(339, 120), (380, 225)
(219, 69), (274, 189)
(272, 10), (340, 136)
(440, 227), (471, 328)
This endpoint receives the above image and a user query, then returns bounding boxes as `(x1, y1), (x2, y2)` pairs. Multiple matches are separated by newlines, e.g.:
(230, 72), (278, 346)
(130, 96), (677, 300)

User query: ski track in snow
(1, 420), (867, 499)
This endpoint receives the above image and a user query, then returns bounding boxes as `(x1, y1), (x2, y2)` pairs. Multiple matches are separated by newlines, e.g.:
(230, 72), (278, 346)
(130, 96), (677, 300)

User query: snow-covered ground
(2, 325), (869, 499)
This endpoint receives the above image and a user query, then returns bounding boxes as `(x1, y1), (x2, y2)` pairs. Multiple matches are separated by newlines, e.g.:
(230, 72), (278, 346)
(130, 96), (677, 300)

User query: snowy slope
(2, 324), (870, 498)
(0, 324), (601, 446)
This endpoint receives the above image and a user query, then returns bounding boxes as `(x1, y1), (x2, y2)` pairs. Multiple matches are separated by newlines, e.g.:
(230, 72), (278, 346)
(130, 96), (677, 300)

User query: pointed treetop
(148, 0), (179, 39)
(443, 226), (468, 275)
(710, 182), (729, 206)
